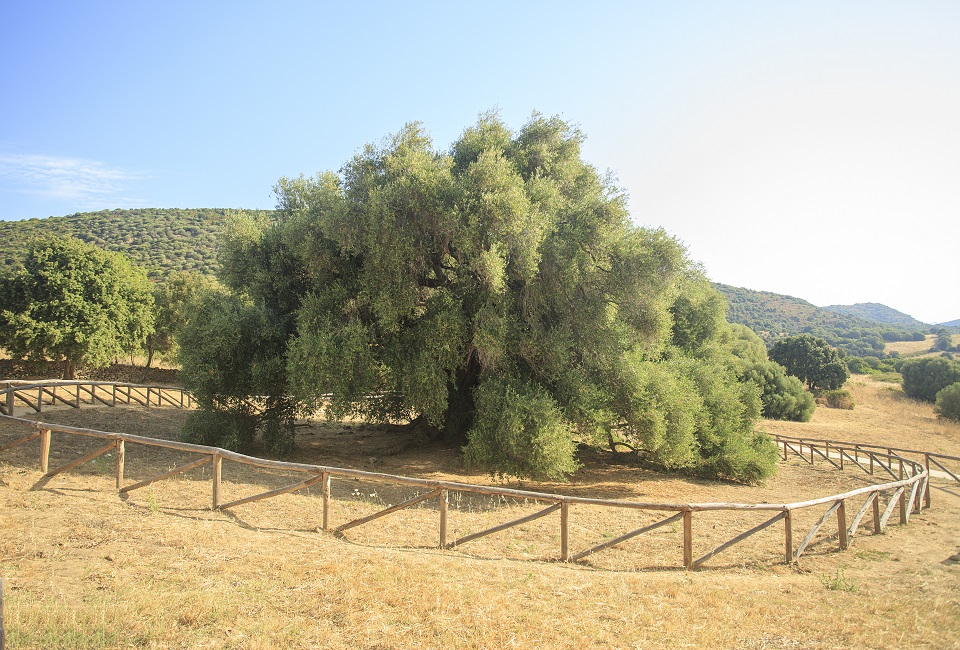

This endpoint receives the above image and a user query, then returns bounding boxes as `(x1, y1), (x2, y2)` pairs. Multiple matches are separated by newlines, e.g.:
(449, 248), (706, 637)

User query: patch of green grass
(821, 567), (858, 592)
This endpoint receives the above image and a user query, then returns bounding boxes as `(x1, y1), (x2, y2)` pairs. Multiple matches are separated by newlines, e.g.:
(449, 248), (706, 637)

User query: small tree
(935, 382), (960, 421)
(769, 334), (849, 392)
(0, 236), (154, 378)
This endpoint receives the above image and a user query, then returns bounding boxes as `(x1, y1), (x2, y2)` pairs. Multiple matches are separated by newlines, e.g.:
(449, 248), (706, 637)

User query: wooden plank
(338, 489), (444, 534)
(127, 387), (147, 407)
(839, 448), (870, 475)
(795, 500), (843, 561)
(783, 442), (812, 464)
(156, 389), (181, 407)
(905, 478), (921, 522)
(46, 441), (116, 478)
(219, 473), (326, 510)
(869, 452), (900, 480)
(571, 511), (684, 562)
(929, 456), (960, 483)
(448, 502), (561, 549)
(693, 511), (787, 568)
(683, 510), (693, 570)
(847, 492), (878, 538)
(0, 430), (40, 452)
(879, 487), (905, 530)
(812, 444), (842, 470)
(120, 456), (212, 494)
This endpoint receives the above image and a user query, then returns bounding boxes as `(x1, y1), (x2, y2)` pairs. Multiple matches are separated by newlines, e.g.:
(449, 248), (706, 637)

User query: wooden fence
(1, 380), (956, 571)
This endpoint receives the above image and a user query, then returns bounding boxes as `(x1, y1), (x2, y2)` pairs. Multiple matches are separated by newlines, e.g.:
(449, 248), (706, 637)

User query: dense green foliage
(769, 335), (849, 392)
(935, 382), (960, 421)
(145, 271), (220, 367)
(716, 284), (926, 357)
(725, 324), (815, 422)
(179, 114), (777, 482)
(0, 208), (273, 280)
(0, 236), (154, 378)
(901, 357), (960, 402)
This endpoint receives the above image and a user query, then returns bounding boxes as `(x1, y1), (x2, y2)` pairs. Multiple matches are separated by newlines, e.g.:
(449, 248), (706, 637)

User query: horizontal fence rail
(1, 381), (957, 570)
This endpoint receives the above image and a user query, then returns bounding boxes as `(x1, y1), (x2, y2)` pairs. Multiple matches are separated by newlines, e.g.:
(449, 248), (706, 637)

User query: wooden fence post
(784, 509), (793, 563)
(836, 500), (848, 550)
(321, 472), (330, 530)
(212, 453), (222, 509)
(5, 386), (13, 416)
(872, 495), (881, 533)
(924, 455), (932, 509)
(439, 489), (448, 549)
(39, 429), (51, 474)
(560, 501), (569, 562)
(683, 510), (693, 570)
(115, 439), (125, 490)
(898, 461), (907, 525)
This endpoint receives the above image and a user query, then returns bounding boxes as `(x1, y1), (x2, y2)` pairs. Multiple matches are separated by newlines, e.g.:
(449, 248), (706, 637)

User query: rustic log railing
(1, 381), (956, 570)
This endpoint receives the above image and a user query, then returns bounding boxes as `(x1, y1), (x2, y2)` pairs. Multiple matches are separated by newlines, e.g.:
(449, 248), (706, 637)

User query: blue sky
(2, 1), (958, 324)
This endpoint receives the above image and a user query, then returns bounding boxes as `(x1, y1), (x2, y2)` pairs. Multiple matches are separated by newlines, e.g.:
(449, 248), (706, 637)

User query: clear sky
(2, 1), (958, 324)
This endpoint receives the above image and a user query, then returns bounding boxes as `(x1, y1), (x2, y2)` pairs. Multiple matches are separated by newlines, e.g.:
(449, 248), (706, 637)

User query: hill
(940, 318), (960, 328)
(0, 208), (274, 280)
(821, 302), (930, 329)
(714, 284), (927, 357)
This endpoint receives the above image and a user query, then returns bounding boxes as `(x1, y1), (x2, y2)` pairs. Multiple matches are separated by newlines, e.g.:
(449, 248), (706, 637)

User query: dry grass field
(2, 377), (959, 648)
(885, 333), (960, 357)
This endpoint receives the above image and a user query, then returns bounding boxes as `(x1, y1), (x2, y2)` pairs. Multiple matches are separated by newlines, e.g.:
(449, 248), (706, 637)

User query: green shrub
(820, 389), (855, 410)
(935, 382), (960, 422)
(463, 376), (580, 481)
(742, 360), (815, 422)
(901, 357), (960, 402)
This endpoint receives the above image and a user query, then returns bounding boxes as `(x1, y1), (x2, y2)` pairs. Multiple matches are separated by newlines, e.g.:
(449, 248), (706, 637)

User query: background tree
(145, 271), (218, 367)
(180, 113), (777, 482)
(0, 235), (154, 378)
(725, 324), (815, 422)
(901, 357), (960, 402)
(768, 334), (849, 392)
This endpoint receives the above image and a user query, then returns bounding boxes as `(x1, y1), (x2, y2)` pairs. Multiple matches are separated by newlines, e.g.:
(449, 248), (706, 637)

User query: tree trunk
(146, 348), (154, 368)
(441, 351), (482, 443)
(63, 358), (75, 380)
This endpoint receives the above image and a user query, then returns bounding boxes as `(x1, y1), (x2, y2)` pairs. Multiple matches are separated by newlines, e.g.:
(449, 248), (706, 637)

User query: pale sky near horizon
(1, 2), (958, 324)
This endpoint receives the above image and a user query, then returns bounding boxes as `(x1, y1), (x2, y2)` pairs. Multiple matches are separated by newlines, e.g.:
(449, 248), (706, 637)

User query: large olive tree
(179, 113), (776, 482)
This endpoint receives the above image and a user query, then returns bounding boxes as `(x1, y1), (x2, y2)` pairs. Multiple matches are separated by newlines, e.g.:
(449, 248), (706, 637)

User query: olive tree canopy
(179, 113), (777, 482)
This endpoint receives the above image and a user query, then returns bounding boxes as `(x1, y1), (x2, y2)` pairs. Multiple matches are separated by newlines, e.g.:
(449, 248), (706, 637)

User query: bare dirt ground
(1, 376), (959, 648)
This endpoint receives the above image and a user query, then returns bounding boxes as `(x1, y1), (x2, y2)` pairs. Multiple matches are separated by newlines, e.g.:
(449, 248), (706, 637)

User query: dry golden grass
(2, 377), (959, 649)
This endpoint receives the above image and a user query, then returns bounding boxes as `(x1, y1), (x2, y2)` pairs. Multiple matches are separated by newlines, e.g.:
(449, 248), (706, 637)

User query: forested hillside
(0, 208), (274, 279)
(715, 284), (927, 357)
(822, 302), (930, 329)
